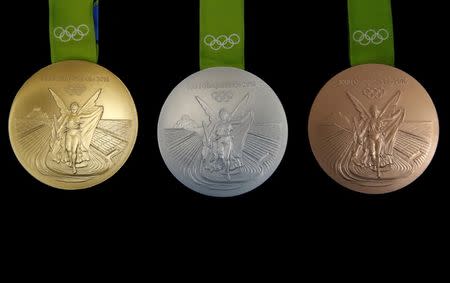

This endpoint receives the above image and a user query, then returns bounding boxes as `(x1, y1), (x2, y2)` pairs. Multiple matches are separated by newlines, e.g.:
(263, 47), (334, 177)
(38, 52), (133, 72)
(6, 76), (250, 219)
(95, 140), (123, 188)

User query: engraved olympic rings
(353, 29), (389, 46)
(53, 24), (90, 42)
(211, 90), (233, 102)
(203, 34), (241, 50)
(363, 87), (384, 99)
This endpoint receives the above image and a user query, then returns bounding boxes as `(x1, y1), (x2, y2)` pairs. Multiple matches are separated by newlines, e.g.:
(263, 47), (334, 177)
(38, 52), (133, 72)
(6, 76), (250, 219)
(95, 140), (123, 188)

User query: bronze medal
(308, 64), (438, 194)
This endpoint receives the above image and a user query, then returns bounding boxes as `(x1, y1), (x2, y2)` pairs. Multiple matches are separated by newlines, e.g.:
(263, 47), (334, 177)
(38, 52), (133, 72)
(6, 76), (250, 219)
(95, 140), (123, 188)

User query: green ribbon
(200, 0), (245, 70)
(348, 0), (394, 66)
(49, 0), (98, 63)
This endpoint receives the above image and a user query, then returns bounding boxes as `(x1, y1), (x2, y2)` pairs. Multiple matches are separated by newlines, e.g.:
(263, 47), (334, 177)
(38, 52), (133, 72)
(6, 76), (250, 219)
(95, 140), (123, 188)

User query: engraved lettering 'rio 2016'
(187, 80), (257, 90)
(336, 77), (408, 87)
(39, 75), (110, 82)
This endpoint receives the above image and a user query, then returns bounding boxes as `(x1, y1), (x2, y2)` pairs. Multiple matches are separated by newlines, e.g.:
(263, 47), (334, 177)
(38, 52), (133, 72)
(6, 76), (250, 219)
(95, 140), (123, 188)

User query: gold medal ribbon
(49, 0), (99, 63)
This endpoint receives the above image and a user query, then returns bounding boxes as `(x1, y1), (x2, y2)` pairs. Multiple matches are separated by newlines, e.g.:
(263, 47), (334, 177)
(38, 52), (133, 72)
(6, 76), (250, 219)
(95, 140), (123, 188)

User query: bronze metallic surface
(308, 64), (438, 194)
(9, 60), (138, 190)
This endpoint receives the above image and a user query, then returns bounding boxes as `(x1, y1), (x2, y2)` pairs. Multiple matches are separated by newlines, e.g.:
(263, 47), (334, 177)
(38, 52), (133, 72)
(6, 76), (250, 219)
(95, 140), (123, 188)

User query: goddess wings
(196, 93), (254, 179)
(48, 88), (104, 174)
(347, 91), (405, 178)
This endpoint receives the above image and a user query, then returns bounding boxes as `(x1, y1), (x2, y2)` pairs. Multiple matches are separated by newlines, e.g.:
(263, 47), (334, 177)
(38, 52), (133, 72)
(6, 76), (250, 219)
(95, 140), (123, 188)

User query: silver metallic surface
(158, 67), (288, 197)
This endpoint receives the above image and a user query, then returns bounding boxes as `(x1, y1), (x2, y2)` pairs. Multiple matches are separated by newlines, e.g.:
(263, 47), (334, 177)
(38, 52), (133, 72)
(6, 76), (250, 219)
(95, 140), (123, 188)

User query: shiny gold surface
(9, 60), (138, 190)
(309, 64), (438, 194)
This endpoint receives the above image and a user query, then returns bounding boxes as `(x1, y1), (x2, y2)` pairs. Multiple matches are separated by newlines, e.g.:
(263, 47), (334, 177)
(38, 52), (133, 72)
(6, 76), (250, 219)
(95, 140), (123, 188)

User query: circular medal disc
(309, 64), (439, 194)
(158, 67), (288, 197)
(9, 60), (138, 190)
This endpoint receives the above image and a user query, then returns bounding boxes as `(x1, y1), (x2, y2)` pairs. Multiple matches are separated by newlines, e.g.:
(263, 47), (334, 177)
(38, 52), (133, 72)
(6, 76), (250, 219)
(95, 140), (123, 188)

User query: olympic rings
(53, 24), (90, 42)
(353, 29), (389, 46)
(211, 90), (233, 102)
(203, 33), (241, 51)
(363, 87), (384, 99)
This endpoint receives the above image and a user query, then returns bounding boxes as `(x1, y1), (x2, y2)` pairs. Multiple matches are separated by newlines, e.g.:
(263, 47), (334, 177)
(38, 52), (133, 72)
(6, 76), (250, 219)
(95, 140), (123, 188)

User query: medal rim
(157, 66), (288, 197)
(8, 60), (139, 190)
(308, 63), (439, 194)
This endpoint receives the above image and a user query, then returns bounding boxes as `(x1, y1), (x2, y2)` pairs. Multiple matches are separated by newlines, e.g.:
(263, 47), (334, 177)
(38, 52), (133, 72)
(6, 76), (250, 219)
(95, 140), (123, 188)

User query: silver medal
(158, 67), (288, 197)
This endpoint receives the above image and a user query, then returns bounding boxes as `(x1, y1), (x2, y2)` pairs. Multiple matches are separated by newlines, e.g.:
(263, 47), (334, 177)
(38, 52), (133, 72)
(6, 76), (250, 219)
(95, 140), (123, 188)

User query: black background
(1, 1), (448, 246)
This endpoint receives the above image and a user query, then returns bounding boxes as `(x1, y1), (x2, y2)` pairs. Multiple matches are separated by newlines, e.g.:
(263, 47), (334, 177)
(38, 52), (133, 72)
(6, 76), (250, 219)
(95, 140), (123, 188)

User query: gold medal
(9, 60), (138, 190)
(308, 64), (438, 194)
